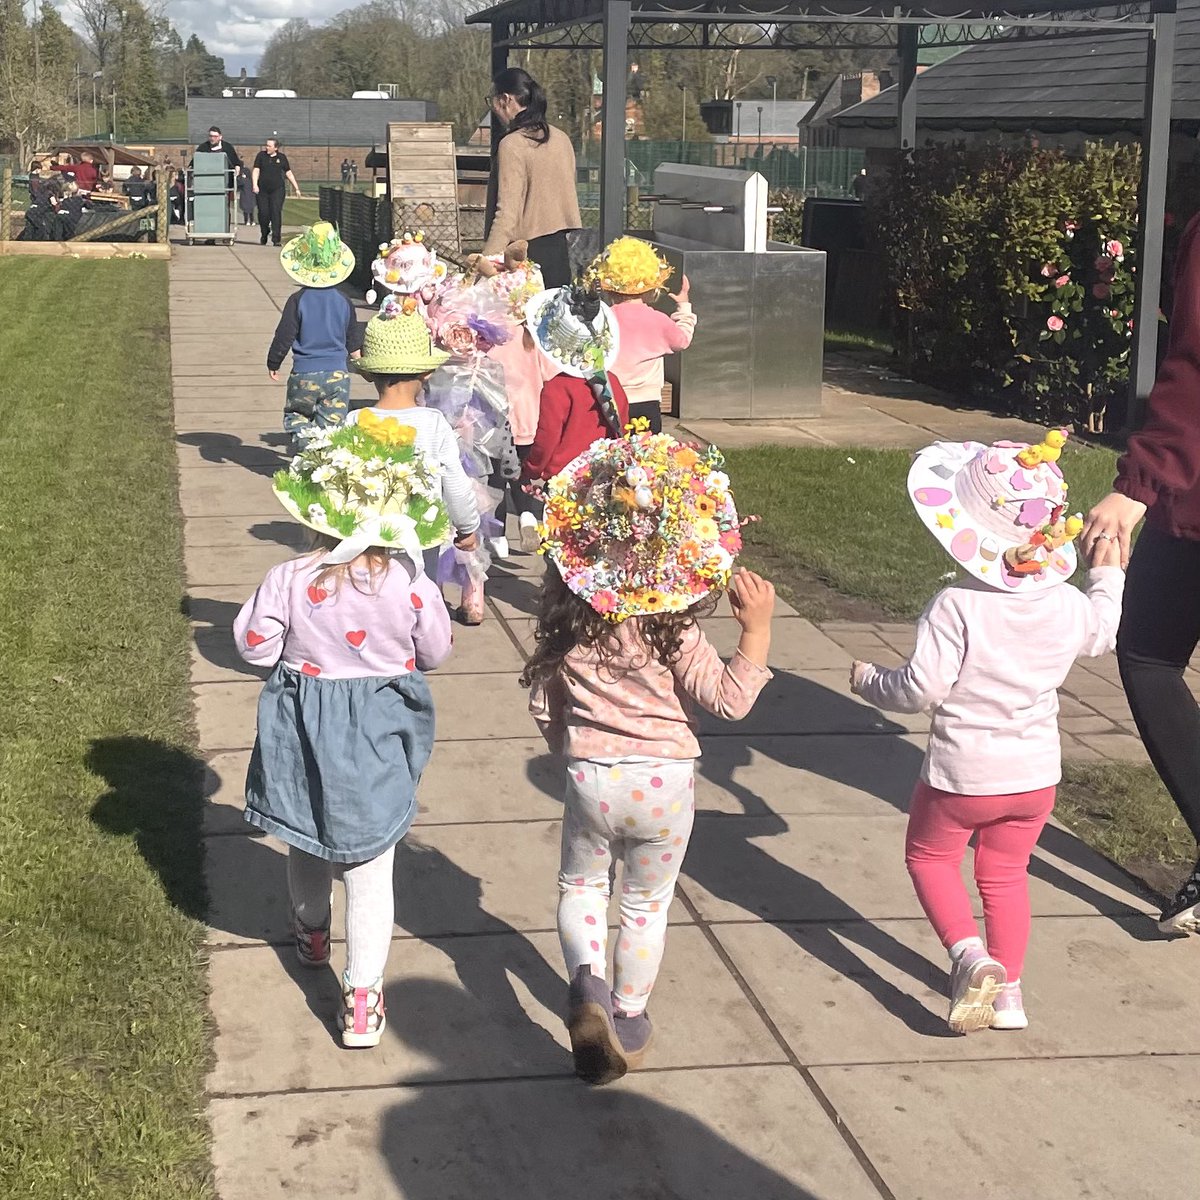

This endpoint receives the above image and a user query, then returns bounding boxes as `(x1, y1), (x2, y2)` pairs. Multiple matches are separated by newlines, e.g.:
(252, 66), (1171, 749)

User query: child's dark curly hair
(519, 566), (717, 688)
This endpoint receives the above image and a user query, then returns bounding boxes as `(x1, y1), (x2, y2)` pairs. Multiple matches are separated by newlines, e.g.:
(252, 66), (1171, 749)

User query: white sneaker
(948, 945), (1006, 1034)
(340, 974), (386, 1048)
(990, 981), (1028, 1031)
(487, 536), (510, 560)
(519, 512), (540, 553)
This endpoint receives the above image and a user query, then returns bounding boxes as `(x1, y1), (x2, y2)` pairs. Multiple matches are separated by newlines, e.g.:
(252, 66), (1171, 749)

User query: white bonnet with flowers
(908, 429), (1084, 591)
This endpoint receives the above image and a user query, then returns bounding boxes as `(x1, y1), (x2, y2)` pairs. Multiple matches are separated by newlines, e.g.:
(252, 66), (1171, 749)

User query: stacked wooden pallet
(386, 122), (461, 257)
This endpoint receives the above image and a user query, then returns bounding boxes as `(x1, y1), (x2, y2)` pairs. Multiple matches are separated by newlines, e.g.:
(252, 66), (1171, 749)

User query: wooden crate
(387, 122), (461, 258)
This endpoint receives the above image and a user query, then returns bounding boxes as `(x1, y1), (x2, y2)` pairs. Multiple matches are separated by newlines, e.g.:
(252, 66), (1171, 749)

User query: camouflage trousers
(283, 370), (352, 452)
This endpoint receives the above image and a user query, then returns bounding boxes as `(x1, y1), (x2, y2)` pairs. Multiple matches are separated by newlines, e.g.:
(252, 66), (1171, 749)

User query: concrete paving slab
(186, 585), (251, 629)
(679, 812), (1151, 925)
(210, 1063), (879, 1200)
(208, 926), (782, 1094)
(715, 914), (1179, 1064)
(177, 443), (285, 474)
(812, 1056), (1200, 1199)
(203, 749), (252, 834)
(186, 515), (307, 550)
(190, 634), (268, 685)
(173, 389), (285, 413)
(698, 616), (851, 671)
(179, 467), (279, 518)
(194, 680), (259, 751)
(425, 674), (539, 741)
(187, 542), (294, 587)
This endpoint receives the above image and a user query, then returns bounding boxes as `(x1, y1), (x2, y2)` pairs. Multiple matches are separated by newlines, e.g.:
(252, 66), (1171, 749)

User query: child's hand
(669, 275), (691, 305)
(1088, 534), (1123, 570)
(849, 660), (872, 695)
(454, 531), (479, 552)
(728, 569), (774, 633)
(268, 369), (279, 382)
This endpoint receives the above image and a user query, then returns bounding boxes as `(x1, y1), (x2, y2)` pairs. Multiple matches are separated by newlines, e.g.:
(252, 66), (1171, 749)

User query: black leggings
(1117, 524), (1200, 842)
(491, 443), (543, 527)
(257, 188), (285, 244)
(527, 230), (572, 289)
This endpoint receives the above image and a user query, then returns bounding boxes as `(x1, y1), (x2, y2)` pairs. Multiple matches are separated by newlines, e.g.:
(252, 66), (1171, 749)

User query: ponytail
(493, 67), (551, 145)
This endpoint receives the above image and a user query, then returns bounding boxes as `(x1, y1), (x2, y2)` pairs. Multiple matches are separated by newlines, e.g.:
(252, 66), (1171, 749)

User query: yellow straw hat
(279, 222), (355, 288)
(354, 298), (450, 375)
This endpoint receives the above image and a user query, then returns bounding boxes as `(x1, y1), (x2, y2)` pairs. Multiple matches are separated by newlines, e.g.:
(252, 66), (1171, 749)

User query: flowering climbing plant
(873, 142), (1143, 427)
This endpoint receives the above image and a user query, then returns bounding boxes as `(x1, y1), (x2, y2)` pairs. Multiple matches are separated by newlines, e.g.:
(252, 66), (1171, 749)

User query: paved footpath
(173, 242), (1199, 1199)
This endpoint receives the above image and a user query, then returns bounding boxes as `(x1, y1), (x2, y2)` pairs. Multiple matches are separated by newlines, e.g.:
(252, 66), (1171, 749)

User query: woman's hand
(1082, 492), (1147, 568)
(668, 275), (691, 305)
(1088, 534), (1123, 571)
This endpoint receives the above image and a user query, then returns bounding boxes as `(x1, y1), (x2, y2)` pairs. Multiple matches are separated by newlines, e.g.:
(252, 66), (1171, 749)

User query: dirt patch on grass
(738, 544), (893, 624)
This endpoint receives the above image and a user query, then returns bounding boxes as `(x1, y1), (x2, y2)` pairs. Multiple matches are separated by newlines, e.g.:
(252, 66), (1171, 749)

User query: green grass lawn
(0, 260), (211, 1196)
(726, 441), (1121, 621)
(824, 325), (894, 358)
(726, 439), (1189, 889)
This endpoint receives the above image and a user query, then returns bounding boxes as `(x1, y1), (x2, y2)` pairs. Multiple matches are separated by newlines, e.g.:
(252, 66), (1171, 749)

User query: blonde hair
(305, 533), (406, 595)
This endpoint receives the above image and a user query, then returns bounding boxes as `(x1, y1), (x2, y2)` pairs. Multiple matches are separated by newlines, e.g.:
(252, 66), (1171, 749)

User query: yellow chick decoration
(1017, 428), (1071, 469)
(1064, 513), (1084, 540)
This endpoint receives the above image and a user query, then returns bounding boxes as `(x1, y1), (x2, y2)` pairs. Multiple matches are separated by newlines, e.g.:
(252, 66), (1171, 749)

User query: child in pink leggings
(851, 431), (1124, 1033)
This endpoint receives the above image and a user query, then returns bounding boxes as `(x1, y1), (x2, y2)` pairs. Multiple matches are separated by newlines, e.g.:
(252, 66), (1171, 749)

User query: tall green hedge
(871, 142), (1142, 427)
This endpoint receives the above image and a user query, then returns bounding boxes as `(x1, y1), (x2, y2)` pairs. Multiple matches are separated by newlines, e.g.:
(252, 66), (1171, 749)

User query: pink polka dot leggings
(558, 758), (696, 1016)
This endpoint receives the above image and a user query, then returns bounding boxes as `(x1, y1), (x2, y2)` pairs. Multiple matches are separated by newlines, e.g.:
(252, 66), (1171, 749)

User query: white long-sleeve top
(853, 569), (1125, 795)
(345, 405), (480, 537)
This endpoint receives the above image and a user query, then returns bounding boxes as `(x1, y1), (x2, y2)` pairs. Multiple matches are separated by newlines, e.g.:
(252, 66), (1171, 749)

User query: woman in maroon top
(1084, 211), (1200, 934)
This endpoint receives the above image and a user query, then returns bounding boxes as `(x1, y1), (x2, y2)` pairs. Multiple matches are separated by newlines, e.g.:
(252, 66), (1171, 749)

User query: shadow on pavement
(379, 979), (824, 1200)
(177, 431), (286, 478)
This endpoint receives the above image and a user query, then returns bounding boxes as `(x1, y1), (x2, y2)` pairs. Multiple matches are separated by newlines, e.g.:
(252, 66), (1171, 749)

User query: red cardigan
(1118, 212), (1200, 538)
(523, 372), (630, 481)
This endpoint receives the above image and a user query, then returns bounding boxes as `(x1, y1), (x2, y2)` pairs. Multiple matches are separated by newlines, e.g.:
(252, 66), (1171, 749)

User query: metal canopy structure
(469, 0), (1177, 410)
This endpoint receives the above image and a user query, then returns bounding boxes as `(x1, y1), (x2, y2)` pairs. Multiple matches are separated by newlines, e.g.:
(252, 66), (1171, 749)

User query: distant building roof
(187, 98), (438, 147)
(832, 5), (1200, 136)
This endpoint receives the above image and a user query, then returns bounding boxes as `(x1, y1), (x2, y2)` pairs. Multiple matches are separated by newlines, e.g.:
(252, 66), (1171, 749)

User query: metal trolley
(185, 150), (237, 246)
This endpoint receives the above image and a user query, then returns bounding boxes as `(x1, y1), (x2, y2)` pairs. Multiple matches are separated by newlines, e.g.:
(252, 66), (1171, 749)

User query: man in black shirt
(192, 126), (242, 181)
(252, 137), (302, 247)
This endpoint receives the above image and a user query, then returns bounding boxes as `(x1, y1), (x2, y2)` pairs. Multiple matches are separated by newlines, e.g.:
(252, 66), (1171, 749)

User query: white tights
(287, 845), (396, 987)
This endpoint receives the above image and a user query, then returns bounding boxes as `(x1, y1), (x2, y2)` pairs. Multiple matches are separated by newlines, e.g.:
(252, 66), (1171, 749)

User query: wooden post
(157, 167), (169, 244)
(1, 168), (11, 248)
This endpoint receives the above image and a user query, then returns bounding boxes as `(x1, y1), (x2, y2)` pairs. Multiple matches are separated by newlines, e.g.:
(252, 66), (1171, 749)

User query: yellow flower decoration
(357, 410), (417, 448)
(693, 517), (720, 542)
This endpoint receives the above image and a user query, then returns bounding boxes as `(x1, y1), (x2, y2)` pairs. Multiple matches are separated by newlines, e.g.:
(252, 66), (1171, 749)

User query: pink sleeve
(411, 571), (454, 671)
(670, 624), (772, 720)
(665, 303), (696, 351)
(529, 674), (569, 754)
(854, 590), (966, 714)
(234, 565), (290, 667)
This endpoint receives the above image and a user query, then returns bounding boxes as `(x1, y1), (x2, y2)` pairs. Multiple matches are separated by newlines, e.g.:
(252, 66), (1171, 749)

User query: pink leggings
(905, 781), (1055, 980)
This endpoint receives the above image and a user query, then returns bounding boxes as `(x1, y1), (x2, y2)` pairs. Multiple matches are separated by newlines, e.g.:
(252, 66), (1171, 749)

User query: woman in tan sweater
(485, 68), (581, 287)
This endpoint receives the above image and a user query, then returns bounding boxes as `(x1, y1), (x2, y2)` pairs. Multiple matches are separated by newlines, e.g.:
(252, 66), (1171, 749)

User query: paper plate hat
(273, 417), (450, 566)
(355, 297), (450, 375)
(539, 428), (743, 622)
(586, 236), (673, 296)
(908, 429), (1083, 592)
(280, 223), (355, 288)
(525, 282), (620, 378)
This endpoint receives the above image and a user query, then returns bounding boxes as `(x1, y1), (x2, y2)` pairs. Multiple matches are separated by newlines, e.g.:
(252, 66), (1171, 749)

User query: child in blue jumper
(267, 223), (364, 452)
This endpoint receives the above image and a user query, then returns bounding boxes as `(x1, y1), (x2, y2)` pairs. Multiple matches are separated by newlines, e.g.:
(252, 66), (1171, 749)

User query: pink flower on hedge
(1093, 283), (1111, 300)
(1047, 315), (1065, 332)
(1106, 239), (1125, 259)
(1040, 263), (1057, 278)
(1054, 275), (1070, 288)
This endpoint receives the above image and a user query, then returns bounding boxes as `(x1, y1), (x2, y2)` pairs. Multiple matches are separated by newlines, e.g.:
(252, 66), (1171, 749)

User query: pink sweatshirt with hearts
(234, 553), (454, 679)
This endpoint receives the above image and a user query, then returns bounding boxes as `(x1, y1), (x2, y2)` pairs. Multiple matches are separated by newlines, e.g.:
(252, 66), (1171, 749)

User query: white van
(256, 89), (298, 99)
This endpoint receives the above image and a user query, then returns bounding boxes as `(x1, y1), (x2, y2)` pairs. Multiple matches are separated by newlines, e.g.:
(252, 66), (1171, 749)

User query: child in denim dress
(235, 414), (454, 1047)
(267, 223), (363, 453)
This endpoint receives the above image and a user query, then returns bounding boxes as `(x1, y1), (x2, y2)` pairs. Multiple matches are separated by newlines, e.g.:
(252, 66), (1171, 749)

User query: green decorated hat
(354, 297), (450, 375)
(280, 222), (355, 288)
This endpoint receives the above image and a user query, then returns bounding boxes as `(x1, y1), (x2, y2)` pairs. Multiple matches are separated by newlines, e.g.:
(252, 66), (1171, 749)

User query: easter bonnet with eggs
(908, 429), (1084, 591)
(538, 424), (748, 621)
